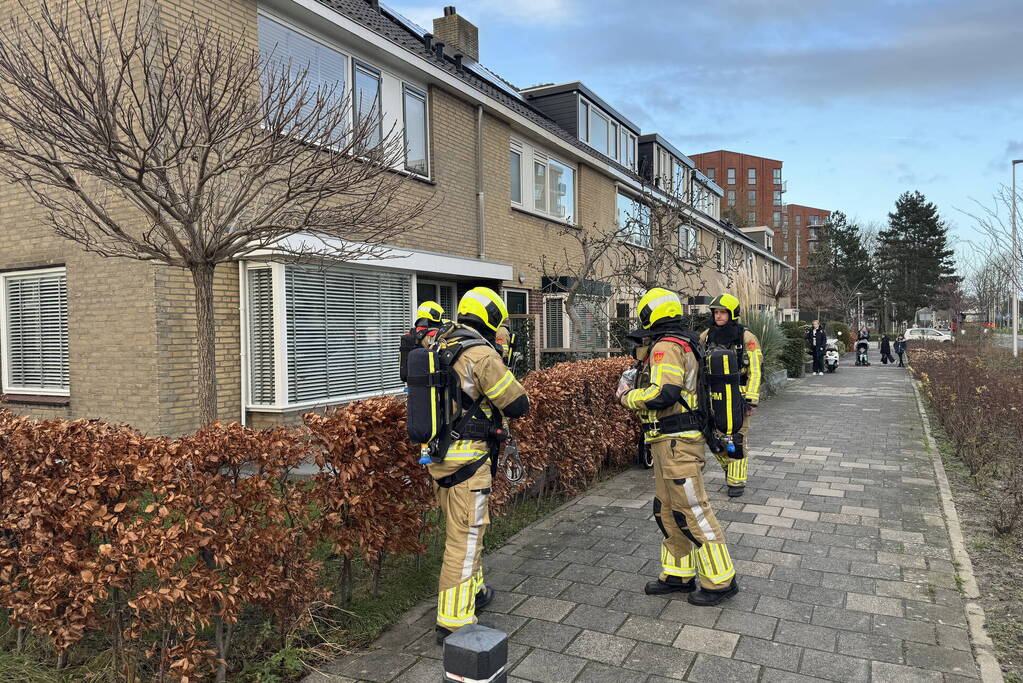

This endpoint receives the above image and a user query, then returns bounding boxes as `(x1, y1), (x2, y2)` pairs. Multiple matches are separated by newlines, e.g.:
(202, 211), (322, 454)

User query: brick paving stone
(511, 596), (576, 622)
(511, 648), (588, 682)
(516, 576), (572, 598)
(622, 642), (695, 680)
(575, 661), (647, 683)
(557, 581), (617, 607)
(869, 662), (943, 683)
(714, 610), (778, 639)
(616, 615), (683, 645)
(810, 606), (872, 633)
(760, 669), (833, 683)
(732, 635), (804, 670)
(799, 650), (871, 682)
(674, 624), (739, 657)
(836, 631), (903, 664)
(510, 618), (581, 651)
(564, 629), (636, 666)
(774, 621), (838, 652)
(686, 653), (761, 682)
(904, 643), (980, 677)
(563, 603), (628, 634)
(755, 595), (814, 622)
(845, 592), (904, 617)
(660, 600), (722, 628)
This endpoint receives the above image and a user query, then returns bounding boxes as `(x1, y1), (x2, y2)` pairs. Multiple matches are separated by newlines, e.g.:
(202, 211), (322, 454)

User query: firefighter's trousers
(714, 418), (750, 487)
(652, 437), (736, 590)
(434, 464), (491, 631)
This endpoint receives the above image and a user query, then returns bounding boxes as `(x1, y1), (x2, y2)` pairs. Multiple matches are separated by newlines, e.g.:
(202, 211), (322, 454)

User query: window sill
(2, 393), (71, 407)
(510, 205), (577, 229)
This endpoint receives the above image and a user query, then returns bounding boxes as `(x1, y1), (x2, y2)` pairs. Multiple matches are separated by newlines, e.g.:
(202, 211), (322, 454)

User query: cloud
(986, 140), (1023, 174)
(546, 0), (1023, 104)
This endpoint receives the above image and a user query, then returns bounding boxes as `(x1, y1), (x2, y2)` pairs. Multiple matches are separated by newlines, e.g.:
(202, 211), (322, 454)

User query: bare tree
(534, 220), (628, 351)
(760, 266), (793, 318)
(959, 187), (1023, 318)
(0, 1), (432, 426)
(606, 173), (740, 313)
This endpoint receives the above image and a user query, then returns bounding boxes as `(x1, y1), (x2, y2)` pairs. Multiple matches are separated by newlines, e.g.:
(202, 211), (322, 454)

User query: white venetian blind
(5, 270), (69, 392)
(258, 14), (348, 115)
(285, 264), (409, 403)
(247, 268), (276, 405)
(545, 298), (564, 349)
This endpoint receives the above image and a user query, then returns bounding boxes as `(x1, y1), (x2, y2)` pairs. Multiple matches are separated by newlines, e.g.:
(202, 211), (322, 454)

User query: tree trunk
(213, 615), (233, 683)
(190, 264), (218, 427)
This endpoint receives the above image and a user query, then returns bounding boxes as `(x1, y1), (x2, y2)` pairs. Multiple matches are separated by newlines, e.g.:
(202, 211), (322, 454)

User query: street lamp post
(1012, 160), (1022, 357)
(856, 291), (862, 328)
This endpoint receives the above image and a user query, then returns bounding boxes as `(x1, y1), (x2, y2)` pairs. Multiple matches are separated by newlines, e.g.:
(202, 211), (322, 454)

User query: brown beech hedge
(911, 347), (1023, 534)
(0, 357), (637, 680)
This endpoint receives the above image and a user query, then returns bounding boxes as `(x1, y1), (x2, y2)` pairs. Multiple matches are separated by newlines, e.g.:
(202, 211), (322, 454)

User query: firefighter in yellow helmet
(618, 288), (739, 605)
(699, 293), (762, 497)
(430, 287), (529, 643)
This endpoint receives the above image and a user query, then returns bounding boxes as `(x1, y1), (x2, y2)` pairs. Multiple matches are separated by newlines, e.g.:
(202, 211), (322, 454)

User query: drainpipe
(238, 261), (248, 427)
(476, 104), (485, 259)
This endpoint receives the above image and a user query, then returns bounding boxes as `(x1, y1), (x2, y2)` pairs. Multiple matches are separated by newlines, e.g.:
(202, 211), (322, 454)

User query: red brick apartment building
(690, 150), (786, 242)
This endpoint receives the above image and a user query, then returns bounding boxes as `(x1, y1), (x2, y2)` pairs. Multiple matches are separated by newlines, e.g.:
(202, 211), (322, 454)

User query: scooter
(824, 343), (840, 373)
(855, 341), (870, 366)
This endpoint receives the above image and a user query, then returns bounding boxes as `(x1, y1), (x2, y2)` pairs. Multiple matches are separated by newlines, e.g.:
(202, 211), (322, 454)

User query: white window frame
(727, 168), (736, 185)
(707, 168), (716, 182)
(402, 83), (429, 177)
(258, 10), (430, 177)
(578, 94), (636, 170)
(773, 190), (782, 206)
(617, 190), (651, 249)
(773, 211), (782, 228)
(748, 189), (757, 204)
(748, 167), (756, 185)
(416, 278), (456, 315)
(509, 141), (523, 205)
(773, 168), (782, 185)
(503, 288), (529, 315)
(511, 137), (577, 224)
(678, 224), (699, 261)
(0, 266), (70, 397)
(242, 261), (414, 411)
(544, 295), (609, 350)
(727, 190), (736, 207)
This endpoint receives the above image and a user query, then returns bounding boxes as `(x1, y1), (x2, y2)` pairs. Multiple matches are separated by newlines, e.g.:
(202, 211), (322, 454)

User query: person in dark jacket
(805, 320), (827, 376)
(894, 335), (907, 367)
(879, 334), (895, 364)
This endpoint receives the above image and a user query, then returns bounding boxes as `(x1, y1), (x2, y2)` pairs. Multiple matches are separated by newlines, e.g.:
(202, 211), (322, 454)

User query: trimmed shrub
(0, 357), (638, 680)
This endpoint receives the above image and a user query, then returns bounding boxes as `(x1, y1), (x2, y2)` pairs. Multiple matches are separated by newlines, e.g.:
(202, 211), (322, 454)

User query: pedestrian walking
(879, 334), (895, 365)
(894, 334), (907, 367)
(806, 320), (827, 376)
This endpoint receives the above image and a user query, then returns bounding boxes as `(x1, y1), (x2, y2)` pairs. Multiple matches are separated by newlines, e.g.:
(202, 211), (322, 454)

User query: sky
(391, 0), (1023, 252)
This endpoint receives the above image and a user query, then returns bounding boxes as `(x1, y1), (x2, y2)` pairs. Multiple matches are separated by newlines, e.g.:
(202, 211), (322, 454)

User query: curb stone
(909, 375), (1004, 683)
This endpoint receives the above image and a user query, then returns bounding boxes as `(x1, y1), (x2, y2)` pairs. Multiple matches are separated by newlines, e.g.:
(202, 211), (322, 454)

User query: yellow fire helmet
(637, 287), (683, 329)
(709, 293), (741, 321)
(415, 300), (444, 324)
(457, 286), (509, 332)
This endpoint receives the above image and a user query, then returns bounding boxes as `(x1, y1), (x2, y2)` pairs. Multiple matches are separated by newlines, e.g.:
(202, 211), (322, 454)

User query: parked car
(904, 328), (953, 343)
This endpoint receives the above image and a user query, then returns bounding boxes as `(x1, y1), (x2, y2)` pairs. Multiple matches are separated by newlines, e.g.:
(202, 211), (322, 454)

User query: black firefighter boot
(645, 575), (696, 595)
(727, 485), (745, 498)
(475, 586), (495, 611)
(687, 578), (740, 606)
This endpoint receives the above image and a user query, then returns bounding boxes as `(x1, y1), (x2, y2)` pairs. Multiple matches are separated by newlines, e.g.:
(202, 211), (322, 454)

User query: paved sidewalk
(309, 358), (984, 682)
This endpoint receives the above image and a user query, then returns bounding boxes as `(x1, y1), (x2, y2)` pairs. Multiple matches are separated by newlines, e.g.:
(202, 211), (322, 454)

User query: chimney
(432, 6), (478, 62)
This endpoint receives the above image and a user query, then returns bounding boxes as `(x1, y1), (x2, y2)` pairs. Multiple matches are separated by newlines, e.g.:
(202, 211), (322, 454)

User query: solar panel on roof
(379, 2), (526, 102)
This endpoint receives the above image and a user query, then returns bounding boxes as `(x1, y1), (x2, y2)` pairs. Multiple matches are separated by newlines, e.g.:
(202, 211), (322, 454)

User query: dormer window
(578, 95), (636, 170)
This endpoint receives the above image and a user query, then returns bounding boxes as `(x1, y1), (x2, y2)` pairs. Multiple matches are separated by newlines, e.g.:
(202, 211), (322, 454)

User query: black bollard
(442, 625), (508, 683)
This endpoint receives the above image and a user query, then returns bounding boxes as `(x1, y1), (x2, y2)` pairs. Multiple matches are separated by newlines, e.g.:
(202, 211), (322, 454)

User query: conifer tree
(875, 191), (956, 324)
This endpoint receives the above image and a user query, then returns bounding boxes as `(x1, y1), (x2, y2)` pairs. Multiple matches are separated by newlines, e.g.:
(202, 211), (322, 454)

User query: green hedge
(826, 321), (852, 346)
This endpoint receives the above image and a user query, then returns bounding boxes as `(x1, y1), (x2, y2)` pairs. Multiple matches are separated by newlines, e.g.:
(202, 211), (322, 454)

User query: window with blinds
(2, 269), (69, 393)
(247, 268), (276, 405)
(570, 297), (608, 351)
(284, 264), (409, 403)
(544, 298), (565, 349)
(258, 13), (348, 122)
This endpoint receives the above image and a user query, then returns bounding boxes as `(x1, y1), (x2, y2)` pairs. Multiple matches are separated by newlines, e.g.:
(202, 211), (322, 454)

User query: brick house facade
(0, 0), (791, 434)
